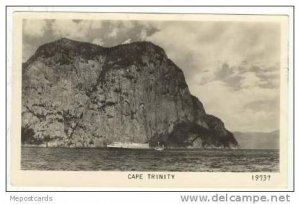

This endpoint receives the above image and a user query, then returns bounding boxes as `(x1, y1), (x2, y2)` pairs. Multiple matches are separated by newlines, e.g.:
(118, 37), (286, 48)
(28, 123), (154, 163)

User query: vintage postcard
(10, 11), (291, 189)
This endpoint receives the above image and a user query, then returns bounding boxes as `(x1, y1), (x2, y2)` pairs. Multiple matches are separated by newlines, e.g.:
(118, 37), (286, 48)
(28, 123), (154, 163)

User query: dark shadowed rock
(21, 38), (238, 148)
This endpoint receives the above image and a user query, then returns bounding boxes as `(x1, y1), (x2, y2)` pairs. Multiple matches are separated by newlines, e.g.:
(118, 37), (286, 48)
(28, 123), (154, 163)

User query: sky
(22, 19), (282, 132)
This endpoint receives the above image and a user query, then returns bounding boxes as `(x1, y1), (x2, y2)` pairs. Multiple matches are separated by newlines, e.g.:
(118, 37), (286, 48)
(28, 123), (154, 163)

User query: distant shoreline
(21, 145), (278, 151)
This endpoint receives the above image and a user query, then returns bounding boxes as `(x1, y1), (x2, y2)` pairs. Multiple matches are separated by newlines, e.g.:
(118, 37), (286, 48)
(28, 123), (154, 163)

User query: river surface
(21, 147), (279, 172)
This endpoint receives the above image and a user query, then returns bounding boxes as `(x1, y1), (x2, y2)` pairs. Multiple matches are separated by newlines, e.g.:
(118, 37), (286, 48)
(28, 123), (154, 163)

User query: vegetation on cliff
(22, 38), (238, 148)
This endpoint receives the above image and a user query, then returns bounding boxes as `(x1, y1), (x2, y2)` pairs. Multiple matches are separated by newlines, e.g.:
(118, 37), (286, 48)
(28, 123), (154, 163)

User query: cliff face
(22, 38), (238, 148)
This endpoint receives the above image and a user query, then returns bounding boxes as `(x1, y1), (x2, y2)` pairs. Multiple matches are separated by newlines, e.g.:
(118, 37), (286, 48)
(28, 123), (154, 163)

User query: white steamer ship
(107, 142), (150, 149)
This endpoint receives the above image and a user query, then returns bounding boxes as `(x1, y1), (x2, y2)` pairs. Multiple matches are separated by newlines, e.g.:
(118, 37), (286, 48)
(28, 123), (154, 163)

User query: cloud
(99, 21), (159, 45)
(22, 20), (160, 62)
(51, 20), (103, 40)
(51, 20), (82, 39)
(92, 38), (104, 46)
(140, 29), (148, 40)
(240, 72), (263, 89)
(192, 80), (279, 132)
(212, 62), (280, 91)
(147, 21), (280, 83)
(108, 27), (118, 38)
(122, 38), (132, 44)
(244, 99), (279, 113)
(23, 20), (47, 37)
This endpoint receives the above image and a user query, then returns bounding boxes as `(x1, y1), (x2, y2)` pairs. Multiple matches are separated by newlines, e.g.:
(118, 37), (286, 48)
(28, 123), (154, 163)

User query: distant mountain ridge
(22, 38), (238, 148)
(234, 130), (279, 149)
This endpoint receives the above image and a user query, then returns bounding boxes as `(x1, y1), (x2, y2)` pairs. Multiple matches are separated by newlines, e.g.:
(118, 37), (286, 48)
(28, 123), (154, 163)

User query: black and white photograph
(10, 12), (290, 188)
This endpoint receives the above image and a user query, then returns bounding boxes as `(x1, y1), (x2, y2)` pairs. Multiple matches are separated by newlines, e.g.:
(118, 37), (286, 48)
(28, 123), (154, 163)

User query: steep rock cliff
(21, 38), (238, 148)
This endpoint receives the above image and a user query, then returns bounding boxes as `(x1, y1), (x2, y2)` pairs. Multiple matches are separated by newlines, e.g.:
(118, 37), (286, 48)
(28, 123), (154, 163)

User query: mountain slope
(21, 38), (238, 148)
(234, 130), (279, 149)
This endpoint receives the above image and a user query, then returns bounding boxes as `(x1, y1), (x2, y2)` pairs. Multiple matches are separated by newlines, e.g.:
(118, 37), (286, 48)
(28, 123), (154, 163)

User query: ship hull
(106, 142), (150, 149)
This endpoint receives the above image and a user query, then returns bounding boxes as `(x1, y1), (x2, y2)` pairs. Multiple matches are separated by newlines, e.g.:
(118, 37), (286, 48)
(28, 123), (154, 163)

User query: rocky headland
(21, 38), (238, 149)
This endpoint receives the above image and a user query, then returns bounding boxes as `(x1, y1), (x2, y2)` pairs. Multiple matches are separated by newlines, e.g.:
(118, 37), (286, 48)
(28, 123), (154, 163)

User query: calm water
(21, 147), (279, 172)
